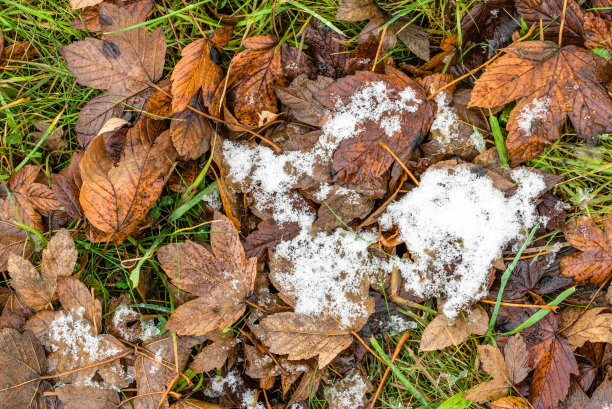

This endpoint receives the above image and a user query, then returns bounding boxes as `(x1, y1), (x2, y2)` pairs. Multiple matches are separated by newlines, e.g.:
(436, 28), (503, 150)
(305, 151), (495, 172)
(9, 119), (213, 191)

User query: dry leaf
(560, 215), (612, 284)
(274, 74), (334, 127)
(561, 307), (612, 349)
(516, 0), (585, 45)
(314, 67), (434, 183)
(244, 219), (300, 262)
(256, 312), (353, 368)
(170, 97), (213, 159)
(58, 277), (102, 333)
(327, 368), (372, 409)
(55, 384), (119, 409)
(565, 377), (612, 408)
(70, 0), (103, 10)
(419, 304), (488, 352)
(51, 151), (84, 220)
(0, 329), (47, 407)
(469, 42), (612, 165)
(79, 118), (176, 244)
(335, 0), (380, 22)
(8, 229), (76, 311)
(31, 121), (67, 152)
(169, 399), (230, 409)
(466, 345), (511, 402)
(504, 334), (530, 384)
(171, 26), (233, 112)
(0, 199), (33, 272)
(490, 396), (532, 409)
(190, 334), (235, 373)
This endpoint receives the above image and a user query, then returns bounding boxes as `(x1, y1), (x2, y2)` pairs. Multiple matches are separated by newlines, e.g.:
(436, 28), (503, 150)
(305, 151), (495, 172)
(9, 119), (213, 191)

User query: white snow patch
(517, 97), (551, 135)
(390, 315), (417, 333)
(380, 166), (545, 318)
(202, 186), (222, 210)
(327, 371), (369, 409)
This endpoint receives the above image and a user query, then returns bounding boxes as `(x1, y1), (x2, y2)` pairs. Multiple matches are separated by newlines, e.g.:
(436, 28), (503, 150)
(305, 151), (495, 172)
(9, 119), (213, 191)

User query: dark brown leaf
(244, 219), (300, 262)
(304, 19), (350, 78)
(274, 74), (334, 127)
(51, 152), (84, 220)
(516, 0), (585, 46)
(584, 12), (612, 55)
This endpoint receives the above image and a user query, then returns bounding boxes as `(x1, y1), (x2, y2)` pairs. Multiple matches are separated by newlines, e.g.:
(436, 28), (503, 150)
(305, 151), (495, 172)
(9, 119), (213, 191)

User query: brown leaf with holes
(516, 0), (585, 45)
(469, 42), (612, 165)
(157, 211), (256, 335)
(255, 312), (353, 368)
(490, 396), (532, 409)
(55, 384), (119, 409)
(52, 151), (84, 220)
(560, 215), (612, 284)
(314, 67), (434, 183)
(0, 328), (47, 408)
(8, 229), (76, 311)
(584, 13), (612, 55)
(171, 26), (232, 112)
(560, 307), (612, 349)
(419, 304), (488, 352)
(79, 118), (176, 244)
(274, 74), (334, 127)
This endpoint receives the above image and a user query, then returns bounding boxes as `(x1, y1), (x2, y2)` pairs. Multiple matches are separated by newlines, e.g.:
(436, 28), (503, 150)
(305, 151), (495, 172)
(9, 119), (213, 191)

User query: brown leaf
(504, 334), (530, 384)
(469, 42), (612, 165)
(336, 0), (380, 22)
(169, 399), (230, 409)
(304, 19), (350, 78)
(244, 344), (280, 380)
(313, 186), (373, 233)
(244, 219), (300, 262)
(566, 377), (612, 408)
(8, 229), (76, 311)
(71, 1), (153, 32)
(490, 396), (532, 409)
(145, 87), (173, 119)
(0, 329), (46, 408)
(30, 121), (67, 152)
(70, 0), (102, 10)
(170, 97), (213, 159)
(0, 199), (33, 272)
(465, 345), (510, 402)
(255, 312), (353, 368)
(392, 19), (430, 61)
(58, 277), (102, 334)
(190, 333), (235, 373)
(79, 119), (176, 244)
(274, 74), (334, 127)
(327, 368), (372, 409)
(516, 0), (585, 45)
(560, 307), (612, 349)
(171, 26), (232, 112)
(315, 67), (434, 183)
(419, 304), (488, 352)
(0, 41), (38, 67)
(584, 13), (612, 55)
(51, 151), (84, 220)
(55, 384), (119, 409)
(560, 215), (612, 284)
(135, 335), (192, 409)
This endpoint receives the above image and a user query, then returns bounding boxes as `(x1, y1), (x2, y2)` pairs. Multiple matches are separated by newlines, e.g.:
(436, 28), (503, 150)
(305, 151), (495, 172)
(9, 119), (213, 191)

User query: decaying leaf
(170, 97), (213, 159)
(466, 344), (511, 402)
(8, 228), (77, 311)
(190, 332), (235, 373)
(274, 74), (334, 127)
(256, 312), (353, 368)
(516, 0), (585, 45)
(504, 334), (530, 385)
(30, 121), (67, 152)
(0, 200), (34, 272)
(70, 0), (103, 10)
(560, 215), (612, 284)
(419, 304), (488, 352)
(169, 399), (230, 409)
(565, 377), (612, 408)
(157, 212), (256, 335)
(51, 151), (84, 220)
(79, 118), (176, 244)
(584, 13), (612, 55)
(469, 42), (612, 165)
(560, 307), (612, 349)
(0, 329), (47, 407)
(244, 219), (300, 262)
(55, 384), (120, 409)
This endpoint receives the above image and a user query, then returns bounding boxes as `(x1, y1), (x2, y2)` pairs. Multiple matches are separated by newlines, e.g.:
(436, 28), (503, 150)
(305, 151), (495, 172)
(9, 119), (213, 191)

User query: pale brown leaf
(504, 334), (530, 384)
(490, 396), (532, 409)
(561, 307), (612, 349)
(55, 384), (119, 409)
(419, 304), (488, 352)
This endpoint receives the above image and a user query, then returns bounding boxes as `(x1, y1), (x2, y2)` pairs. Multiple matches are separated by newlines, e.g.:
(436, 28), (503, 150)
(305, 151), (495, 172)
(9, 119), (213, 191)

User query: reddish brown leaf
(516, 0), (585, 45)
(52, 151), (84, 220)
(469, 42), (612, 165)
(304, 19), (350, 78)
(244, 219), (300, 262)
(584, 13), (612, 55)
(274, 74), (334, 127)
(560, 215), (612, 284)
(170, 97), (213, 159)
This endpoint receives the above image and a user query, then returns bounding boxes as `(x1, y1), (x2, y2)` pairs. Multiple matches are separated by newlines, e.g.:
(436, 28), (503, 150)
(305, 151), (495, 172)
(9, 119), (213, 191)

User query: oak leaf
(0, 329), (47, 408)
(255, 312), (353, 368)
(314, 67), (434, 183)
(516, 0), (585, 45)
(469, 42), (612, 165)
(55, 384), (119, 409)
(419, 304), (488, 352)
(171, 26), (233, 112)
(560, 307), (612, 349)
(51, 151), (84, 220)
(560, 215), (612, 284)
(157, 212), (256, 335)
(8, 228), (76, 311)
(79, 118), (177, 244)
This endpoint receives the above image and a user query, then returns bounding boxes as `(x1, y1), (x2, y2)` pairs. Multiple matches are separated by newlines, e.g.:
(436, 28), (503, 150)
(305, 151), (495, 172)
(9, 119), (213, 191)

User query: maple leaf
(566, 377), (612, 408)
(51, 151), (84, 220)
(1, 164), (60, 231)
(0, 328), (47, 408)
(559, 307), (612, 349)
(560, 215), (612, 284)
(244, 219), (300, 262)
(216, 35), (287, 126)
(8, 228), (76, 311)
(516, 0), (585, 45)
(419, 304), (488, 352)
(79, 118), (177, 244)
(255, 312), (354, 368)
(171, 26), (233, 112)
(469, 41), (612, 165)
(157, 211), (256, 335)
(55, 384), (120, 409)
(314, 67), (434, 183)
(584, 13), (612, 55)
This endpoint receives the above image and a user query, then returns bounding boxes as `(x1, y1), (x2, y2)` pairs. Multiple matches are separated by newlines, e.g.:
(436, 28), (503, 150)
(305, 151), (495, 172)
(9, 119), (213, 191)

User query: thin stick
(372, 26), (389, 70)
(368, 333), (410, 409)
(156, 373), (180, 409)
(0, 97), (29, 111)
(379, 141), (420, 186)
(480, 299), (560, 312)
(558, 0), (569, 47)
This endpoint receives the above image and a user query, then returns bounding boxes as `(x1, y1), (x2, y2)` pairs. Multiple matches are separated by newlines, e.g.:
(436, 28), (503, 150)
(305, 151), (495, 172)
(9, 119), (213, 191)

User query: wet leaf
(51, 151), (84, 220)
(170, 97), (213, 159)
(256, 312), (353, 368)
(79, 118), (176, 244)
(419, 304), (488, 352)
(584, 13), (612, 55)
(335, 0), (380, 22)
(244, 219), (300, 262)
(516, 0), (585, 45)
(169, 399), (230, 409)
(0, 200), (33, 272)
(327, 368), (372, 409)
(560, 215), (612, 284)
(58, 277), (102, 333)
(466, 345), (511, 402)
(469, 42), (612, 165)
(190, 333), (235, 373)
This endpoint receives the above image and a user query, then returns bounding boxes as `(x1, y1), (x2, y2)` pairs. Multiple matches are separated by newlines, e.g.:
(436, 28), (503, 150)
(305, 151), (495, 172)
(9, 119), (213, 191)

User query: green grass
(2, 0), (611, 408)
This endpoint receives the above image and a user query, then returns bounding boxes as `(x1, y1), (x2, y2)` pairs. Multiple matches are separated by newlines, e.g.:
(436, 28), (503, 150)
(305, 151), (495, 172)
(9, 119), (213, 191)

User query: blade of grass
(489, 109), (509, 170)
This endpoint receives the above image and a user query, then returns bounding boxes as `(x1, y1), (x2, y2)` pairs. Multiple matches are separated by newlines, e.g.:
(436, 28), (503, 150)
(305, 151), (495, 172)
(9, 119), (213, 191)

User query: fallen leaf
(565, 377), (612, 408)
(504, 334), (530, 385)
(314, 67), (434, 183)
(255, 312), (353, 368)
(30, 121), (67, 152)
(466, 345), (511, 402)
(560, 215), (612, 284)
(335, 0), (380, 22)
(0, 41), (38, 67)
(171, 26), (233, 112)
(71, 0), (153, 32)
(490, 396), (532, 408)
(312, 185), (373, 233)
(0, 200), (33, 272)
(55, 384), (119, 409)
(0, 329), (47, 407)
(79, 118), (177, 244)
(304, 19), (350, 78)
(419, 304), (488, 352)
(169, 399), (230, 409)
(170, 96), (213, 159)
(469, 42), (612, 165)
(58, 277), (102, 334)
(560, 307), (612, 349)
(244, 219), (300, 262)
(190, 333), (235, 373)
(157, 212), (256, 335)
(51, 151), (84, 220)
(584, 13), (612, 55)
(516, 0), (585, 45)
(274, 74), (334, 127)
(70, 0), (102, 10)
(244, 344), (280, 382)
(8, 228), (77, 311)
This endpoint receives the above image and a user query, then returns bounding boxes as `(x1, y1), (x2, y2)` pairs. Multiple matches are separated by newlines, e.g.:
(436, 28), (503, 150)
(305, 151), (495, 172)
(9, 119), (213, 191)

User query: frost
(202, 186), (222, 210)
(327, 370), (369, 409)
(517, 97), (551, 135)
(113, 306), (160, 342)
(380, 166), (545, 318)
(390, 315), (417, 333)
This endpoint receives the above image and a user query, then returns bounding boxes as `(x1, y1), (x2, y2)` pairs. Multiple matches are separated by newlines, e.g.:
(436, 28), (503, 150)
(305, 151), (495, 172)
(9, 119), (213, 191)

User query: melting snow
(380, 166), (546, 318)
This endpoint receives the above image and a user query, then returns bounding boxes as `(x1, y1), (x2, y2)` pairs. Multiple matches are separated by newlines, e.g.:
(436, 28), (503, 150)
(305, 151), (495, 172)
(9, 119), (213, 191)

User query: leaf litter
(2, 0), (612, 407)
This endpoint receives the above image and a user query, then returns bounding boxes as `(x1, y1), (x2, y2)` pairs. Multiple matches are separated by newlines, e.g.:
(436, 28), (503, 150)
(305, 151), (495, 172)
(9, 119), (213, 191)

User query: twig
(156, 373), (180, 409)
(378, 141), (419, 186)
(559, 273), (612, 334)
(558, 0), (569, 46)
(372, 26), (388, 70)
(480, 299), (560, 312)
(0, 97), (29, 111)
(368, 333), (410, 409)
